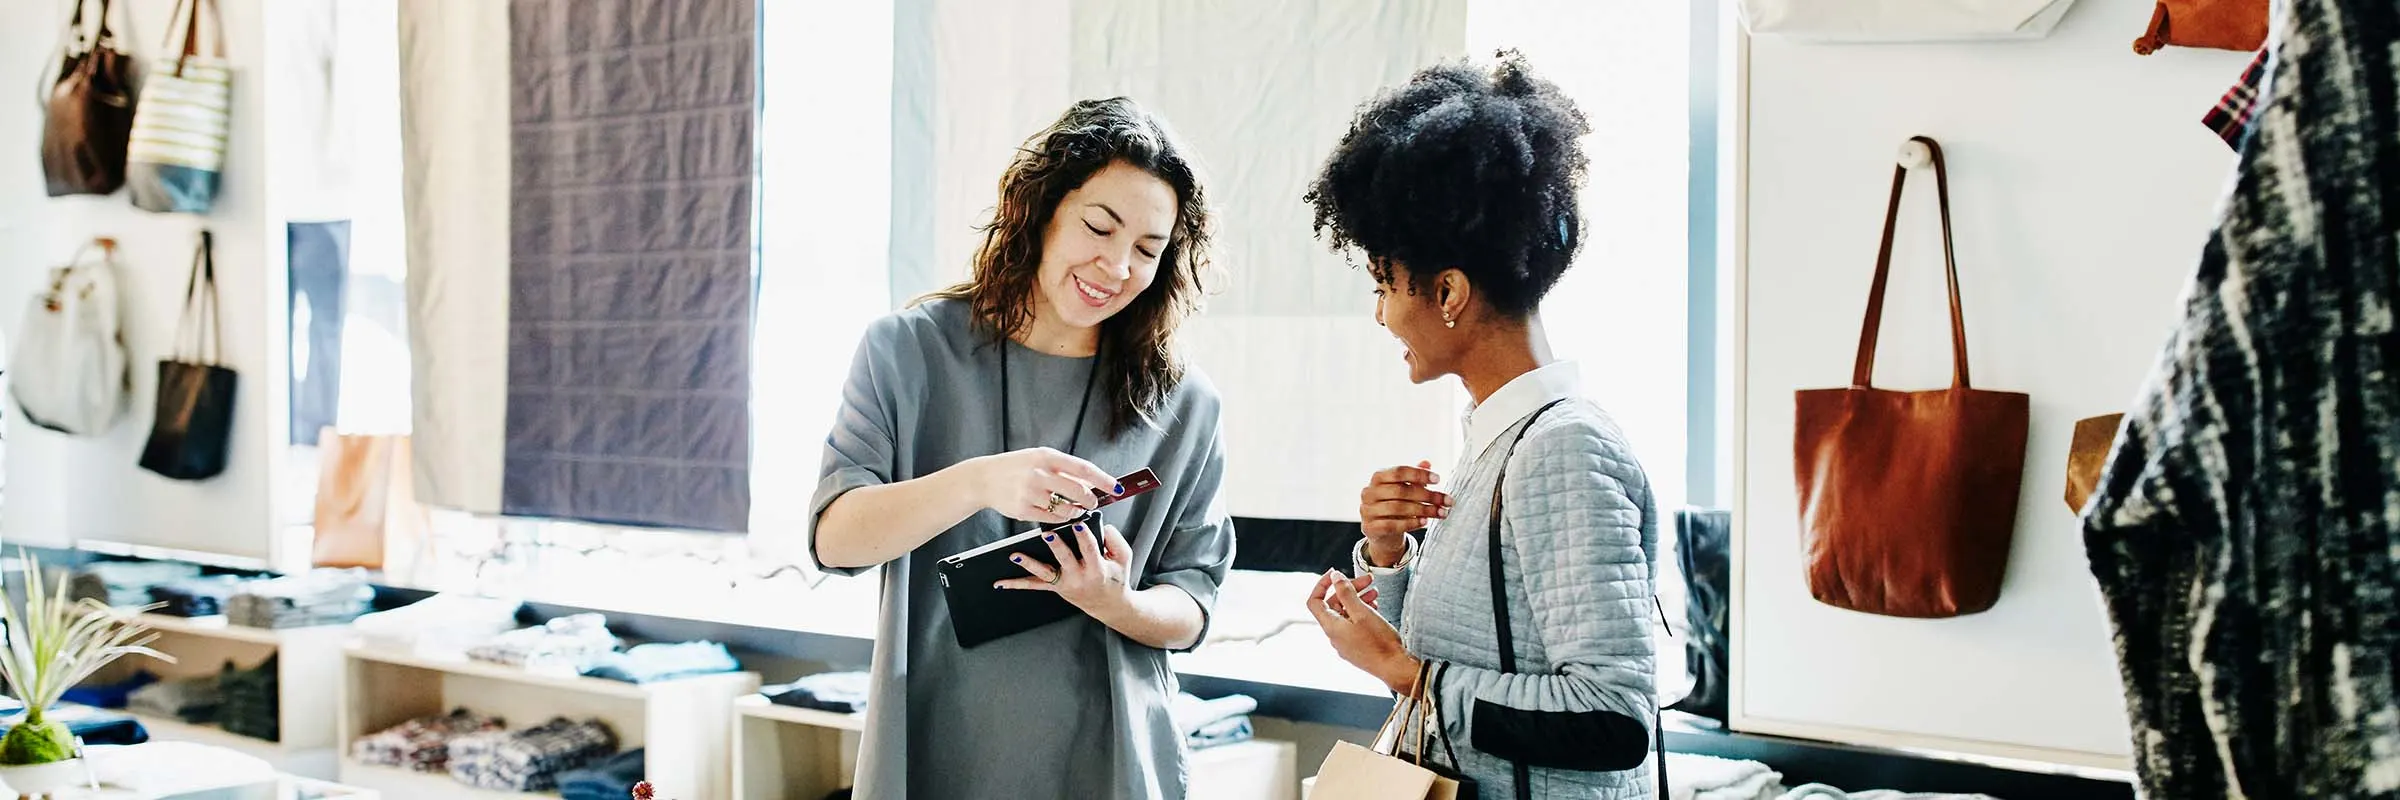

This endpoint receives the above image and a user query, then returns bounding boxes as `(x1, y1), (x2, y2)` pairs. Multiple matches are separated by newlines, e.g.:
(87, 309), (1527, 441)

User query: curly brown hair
(924, 97), (1214, 436)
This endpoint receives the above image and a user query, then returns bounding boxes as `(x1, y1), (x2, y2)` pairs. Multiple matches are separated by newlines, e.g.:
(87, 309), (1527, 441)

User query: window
(1469, 0), (1694, 513)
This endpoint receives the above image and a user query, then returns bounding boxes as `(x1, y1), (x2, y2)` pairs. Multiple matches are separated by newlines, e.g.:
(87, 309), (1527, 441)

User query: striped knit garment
(2082, 0), (2400, 797)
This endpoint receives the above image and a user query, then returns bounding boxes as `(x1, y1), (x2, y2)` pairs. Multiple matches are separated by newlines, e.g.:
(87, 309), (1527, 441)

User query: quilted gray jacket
(1378, 399), (1661, 800)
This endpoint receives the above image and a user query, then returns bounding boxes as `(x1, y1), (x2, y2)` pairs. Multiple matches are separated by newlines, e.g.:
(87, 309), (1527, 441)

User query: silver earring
(1444, 317), (1456, 329)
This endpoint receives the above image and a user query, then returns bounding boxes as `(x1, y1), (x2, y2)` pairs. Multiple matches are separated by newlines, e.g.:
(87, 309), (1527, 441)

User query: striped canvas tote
(127, 0), (229, 214)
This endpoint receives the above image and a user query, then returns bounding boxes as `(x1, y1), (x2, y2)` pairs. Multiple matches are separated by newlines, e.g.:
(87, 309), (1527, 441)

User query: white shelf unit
(728, 694), (1294, 800)
(86, 613), (350, 779)
(1192, 739), (1299, 800)
(337, 645), (759, 800)
(730, 695), (862, 800)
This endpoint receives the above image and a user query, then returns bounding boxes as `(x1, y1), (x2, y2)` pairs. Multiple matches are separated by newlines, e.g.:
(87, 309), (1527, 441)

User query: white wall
(2, 0), (285, 561)
(1735, 0), (2250, 765)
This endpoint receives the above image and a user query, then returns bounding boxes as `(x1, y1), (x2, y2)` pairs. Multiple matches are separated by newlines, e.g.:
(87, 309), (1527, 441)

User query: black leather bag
(41, 0), (139, 197)
(140, 231), (239, 481)
(1669, 508), (1732, 722)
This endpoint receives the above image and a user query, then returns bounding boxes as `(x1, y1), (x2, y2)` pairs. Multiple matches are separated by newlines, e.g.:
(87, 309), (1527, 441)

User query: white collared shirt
(1459, 360), (1584, 464)
(1355, 361), (1583, 576)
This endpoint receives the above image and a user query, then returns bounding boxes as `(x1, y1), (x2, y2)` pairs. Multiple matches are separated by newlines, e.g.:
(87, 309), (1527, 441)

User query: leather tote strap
(1486, 397), (1668, 799)
(163, 0), (226, 76)
(1485, 398), (1569, 800)
(1851, 135), (1972, 390)
(176, 230), (223, 363)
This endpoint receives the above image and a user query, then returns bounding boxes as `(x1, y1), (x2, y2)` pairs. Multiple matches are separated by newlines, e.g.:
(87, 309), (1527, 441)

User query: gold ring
(1044, 493), (1068, 514)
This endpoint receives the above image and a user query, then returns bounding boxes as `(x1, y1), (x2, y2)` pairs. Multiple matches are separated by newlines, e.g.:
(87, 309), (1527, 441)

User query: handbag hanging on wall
(2133, 0), (2269, 54)
(9, 239), (130, 436)
(140, 230), (240, 481)
(1793, 136), (2030, 619)
(1738, 0), (2079, 42)
(311, 431), (428, 571)
(40, 0), (139, 197)
(127, 0), (233, 214)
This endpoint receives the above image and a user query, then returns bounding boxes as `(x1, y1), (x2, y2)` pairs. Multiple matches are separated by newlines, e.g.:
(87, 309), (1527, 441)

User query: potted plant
(0, 553), (172, 796)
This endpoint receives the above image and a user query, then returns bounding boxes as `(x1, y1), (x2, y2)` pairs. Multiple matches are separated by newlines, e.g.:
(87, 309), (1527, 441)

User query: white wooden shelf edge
(734, 695), (865, 731)
(343, 645), (653, 700)
(128, 709), (286, 754)
(340, 761), (562, 800)
(130, 613), (316, 646)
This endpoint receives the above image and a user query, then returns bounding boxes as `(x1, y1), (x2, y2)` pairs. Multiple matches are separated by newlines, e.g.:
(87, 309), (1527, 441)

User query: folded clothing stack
(216, 655), (279, 741)
(350, 708), (505, 773)
(469, 613), (619, 673)
(557, 748), (645, 800)
(581, 641), (739, 684)
(146, 574), (251, 617)
(352, 594), (523, 655)
(62, 670), (158, 710)
(70, 562), (203, 608)
(128, 675), (221, 723)
(5, 703), (152, 747)
(448, 717), (619, 792)
(226, 569), (373, 629)
(762, 671), (869, 714)
(1169, 693), (1257, 751)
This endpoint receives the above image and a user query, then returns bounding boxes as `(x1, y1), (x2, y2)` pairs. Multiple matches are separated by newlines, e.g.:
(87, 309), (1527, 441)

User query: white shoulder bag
(10, 240), (130, 436)
(1739, 0), (2080, 42)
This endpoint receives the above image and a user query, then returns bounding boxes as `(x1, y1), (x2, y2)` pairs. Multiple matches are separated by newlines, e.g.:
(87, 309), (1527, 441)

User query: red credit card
(1091, 468), (1161, 509)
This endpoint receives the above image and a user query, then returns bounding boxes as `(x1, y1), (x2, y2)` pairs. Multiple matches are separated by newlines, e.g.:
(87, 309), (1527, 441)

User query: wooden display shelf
(338, 644), (758, 800)
(339, 761), (558, 800)
(78, 613), (351, 780)
(731, 694), (860, 800)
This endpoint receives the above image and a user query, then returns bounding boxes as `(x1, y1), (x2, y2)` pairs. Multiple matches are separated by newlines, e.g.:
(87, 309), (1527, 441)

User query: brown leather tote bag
(1794, 136), (2030, 619)
(2132, 0), (2268, 55)
(41, 0), (139, 197)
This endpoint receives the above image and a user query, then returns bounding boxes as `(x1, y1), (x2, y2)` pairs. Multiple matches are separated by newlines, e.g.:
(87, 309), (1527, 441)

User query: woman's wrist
(1380, 653), (1425, 695)
(937, 456), (995, 517)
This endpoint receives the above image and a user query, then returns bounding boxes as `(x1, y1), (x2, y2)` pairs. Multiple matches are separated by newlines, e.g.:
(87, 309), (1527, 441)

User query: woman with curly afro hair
(1302, 53), (1664, 799)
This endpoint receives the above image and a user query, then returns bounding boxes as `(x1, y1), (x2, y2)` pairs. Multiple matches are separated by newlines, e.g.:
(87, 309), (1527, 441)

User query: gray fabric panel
(503, 0), (755, 532)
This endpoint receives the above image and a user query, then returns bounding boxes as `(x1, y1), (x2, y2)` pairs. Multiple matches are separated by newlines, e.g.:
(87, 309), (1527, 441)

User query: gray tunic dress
(810, 298), (1236, 800)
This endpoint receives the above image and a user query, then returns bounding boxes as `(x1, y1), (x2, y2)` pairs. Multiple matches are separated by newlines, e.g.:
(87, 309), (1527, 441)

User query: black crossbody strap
(1485, 397), (1668, 799)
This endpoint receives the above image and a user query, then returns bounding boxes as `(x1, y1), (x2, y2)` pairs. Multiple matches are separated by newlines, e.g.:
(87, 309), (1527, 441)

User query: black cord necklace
(998, 336), (1101, 457)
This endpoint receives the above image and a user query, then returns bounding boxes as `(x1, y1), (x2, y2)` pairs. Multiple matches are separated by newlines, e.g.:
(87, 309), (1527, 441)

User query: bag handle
(162, 0), (226, 77)
(1486, 398), (1667, 800)
(1418, 661), (1469, 773)
(34, 0), (98, 111)
(1850, 135), (1972, 390)
(175, 230), (223, 364)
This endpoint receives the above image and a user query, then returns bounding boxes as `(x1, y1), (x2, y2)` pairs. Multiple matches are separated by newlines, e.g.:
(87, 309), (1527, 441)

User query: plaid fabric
(448, 717), (618, 792)
(2204, 49), (2272, 150)
(350, 709), (505, 772)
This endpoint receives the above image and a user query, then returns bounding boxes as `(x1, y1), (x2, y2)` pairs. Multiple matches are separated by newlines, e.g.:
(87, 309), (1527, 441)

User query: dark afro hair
(1304, 50), (1591, 318)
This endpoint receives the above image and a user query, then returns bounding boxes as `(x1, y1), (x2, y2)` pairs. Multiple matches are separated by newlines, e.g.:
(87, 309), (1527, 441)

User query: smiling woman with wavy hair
(929, 97), (1215, 435)
(809, 97), (1237, 799)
